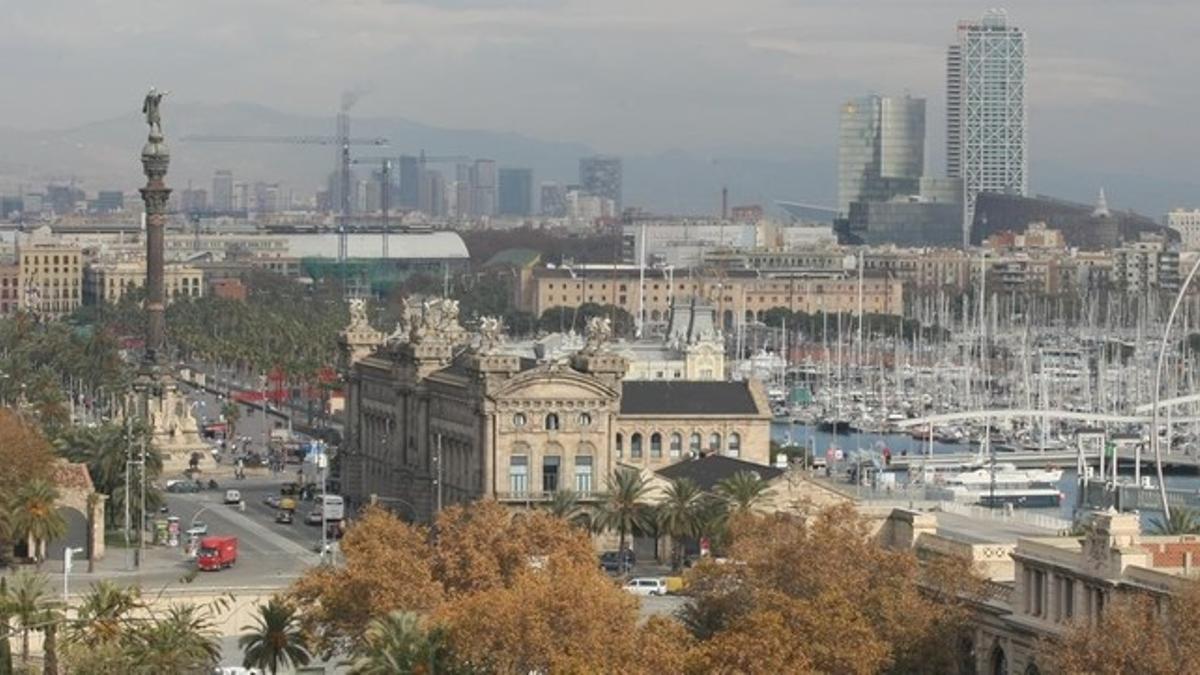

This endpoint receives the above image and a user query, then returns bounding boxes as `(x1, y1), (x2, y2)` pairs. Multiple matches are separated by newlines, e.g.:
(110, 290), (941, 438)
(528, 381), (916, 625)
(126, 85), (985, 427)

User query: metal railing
(494, 490), (600, 502)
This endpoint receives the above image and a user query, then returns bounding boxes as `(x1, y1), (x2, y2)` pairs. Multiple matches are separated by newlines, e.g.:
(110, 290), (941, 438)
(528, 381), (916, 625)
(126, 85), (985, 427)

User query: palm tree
(9, 571), (53, 665)
(544, 489), (591, 529)
(0, 577), (14, 674)
(656, 478), (706, 570)
(1150, 507), (1200, 534)
(9, 479), (66, 564)
(68, 581), (142, 647)
(222, 401), (241, 440)
(130, 605), (221, 673)
(350, 611), (452, 675)
(239, 597), (311, 675)
(715, 470), (775, 514)
(592, 468), (653, 556)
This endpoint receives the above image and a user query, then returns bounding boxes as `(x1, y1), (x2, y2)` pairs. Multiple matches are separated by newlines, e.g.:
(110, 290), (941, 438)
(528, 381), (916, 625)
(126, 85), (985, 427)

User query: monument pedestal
(133, 373), (210, 475)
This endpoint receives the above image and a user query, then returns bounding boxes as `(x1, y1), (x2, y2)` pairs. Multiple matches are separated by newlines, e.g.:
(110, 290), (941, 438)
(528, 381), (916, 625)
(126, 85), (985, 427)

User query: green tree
(656, 478), (706, 571)
(8, 571), (53, 666)
(543, 488), (590, 529)
(715, 470), (776, 514)
(350, 611), (455, 675)
(221, 401), (241, 440)
(9, 479), (66, 564)
(55, 422), (157, 529)
(592, 468), (653, 556)
(239, 597), (312, 675)
(1151, 507), (1200, 535)
(129, 604), (221, 673)
(67, 581), (142, 648)
(0, 577), (13, 674)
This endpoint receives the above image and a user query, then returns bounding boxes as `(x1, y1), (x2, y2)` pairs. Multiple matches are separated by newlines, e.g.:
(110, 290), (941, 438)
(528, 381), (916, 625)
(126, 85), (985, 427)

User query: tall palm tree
(350, 611), (452, 675)
(656, 478), (706, 571)
(544, 489), (591, 529)
(68, 581), (142, 647)
(9, 571), (53, 665)
(239, 597), (311, 675)
(715, 470), (775, 514)
(9, 479), (66, 564)
(130, 605), (221, 673)
(222, 401), (241, 440)
(592, 468), (653, 556)
(0, 577), (14, 674)
(1150, 507), (1200, 535)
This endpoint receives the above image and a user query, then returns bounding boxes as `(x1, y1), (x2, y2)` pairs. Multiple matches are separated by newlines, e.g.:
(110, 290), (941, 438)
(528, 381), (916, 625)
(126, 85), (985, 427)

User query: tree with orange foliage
(0, 408), (56, 563)
(1045, 581), (1200, 675)
(679, 502), (984, 674)
(431, 501), (596, 596)
(288, 506), (442, 655)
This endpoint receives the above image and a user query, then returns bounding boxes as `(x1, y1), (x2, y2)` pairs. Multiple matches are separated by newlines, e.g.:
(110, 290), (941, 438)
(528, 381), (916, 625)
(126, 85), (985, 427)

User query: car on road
(223, 489), (242, 505)
(263, 496), (281, 509)
(166, 480), (200, 494)
(305, 510), (324, 525)
(196, 536), (238, 571)
(185, 522), (209, 537)
(275, 510), (294, 525)
(280, 482), (300, 496)
(622, 578), (668, 597)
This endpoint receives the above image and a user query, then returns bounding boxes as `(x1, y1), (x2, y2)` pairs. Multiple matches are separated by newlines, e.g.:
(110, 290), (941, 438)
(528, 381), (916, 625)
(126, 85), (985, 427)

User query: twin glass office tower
(837, 94), (926, 216)
(947, 9), (1028, 244)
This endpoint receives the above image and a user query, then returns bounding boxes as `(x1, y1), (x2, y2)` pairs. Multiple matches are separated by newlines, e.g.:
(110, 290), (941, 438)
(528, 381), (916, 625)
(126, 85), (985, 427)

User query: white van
(223, 489), (242, 505)
(622, 578), (668, 597)
(317, 494), (344, 521)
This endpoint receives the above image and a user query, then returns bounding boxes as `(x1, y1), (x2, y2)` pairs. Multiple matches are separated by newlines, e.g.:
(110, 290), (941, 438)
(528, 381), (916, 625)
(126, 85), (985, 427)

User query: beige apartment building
(16, 240), (83, 318)
(521, 265), (905, 327)
(340, 299), (772, 523)
(83, 261), (204, 306)
(0, 264), (19, 316)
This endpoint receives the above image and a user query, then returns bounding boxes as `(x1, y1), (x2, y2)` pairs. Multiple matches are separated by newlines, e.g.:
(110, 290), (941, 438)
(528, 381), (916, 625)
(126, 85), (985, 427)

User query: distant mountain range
(0, 102), (1190, 218)
(0, 102), (835, 217)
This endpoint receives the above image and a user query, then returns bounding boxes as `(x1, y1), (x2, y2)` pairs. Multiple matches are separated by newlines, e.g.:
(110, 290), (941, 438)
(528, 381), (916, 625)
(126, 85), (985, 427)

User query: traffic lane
(169, 479), (325, 554)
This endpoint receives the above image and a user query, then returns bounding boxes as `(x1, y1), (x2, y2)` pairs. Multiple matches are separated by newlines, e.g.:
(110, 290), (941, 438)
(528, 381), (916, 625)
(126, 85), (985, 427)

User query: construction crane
(350, 152), (470, 257)
(181, 133), (389, 262)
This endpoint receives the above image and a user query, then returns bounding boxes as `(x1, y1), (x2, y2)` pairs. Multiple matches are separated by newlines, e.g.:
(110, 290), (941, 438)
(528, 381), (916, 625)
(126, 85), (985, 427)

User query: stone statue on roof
(583, 316), (613, 353)
(477, 315), (506, 353)
(347, 298), (370, 331)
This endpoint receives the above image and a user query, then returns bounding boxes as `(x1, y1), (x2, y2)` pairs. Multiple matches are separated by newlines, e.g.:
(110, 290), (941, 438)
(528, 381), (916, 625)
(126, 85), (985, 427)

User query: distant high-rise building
(93, 190), (125, 214)
(45, 184), (85, 215)
(254, 183), (280, 214)
(212, 170), (234, 211)
(1167, 209), (1200, 251)
(947, 9), (1028, 243)
(420, 170), (446, 216)
(498, 168), (533, 217)
(398, 155), (420, 210)
(540, 182), (567, 217)
(470, 159), (497, 217)
(579, 156), (622, 211)
(180, 188), (208, 213)
(836, 94), (925, 215)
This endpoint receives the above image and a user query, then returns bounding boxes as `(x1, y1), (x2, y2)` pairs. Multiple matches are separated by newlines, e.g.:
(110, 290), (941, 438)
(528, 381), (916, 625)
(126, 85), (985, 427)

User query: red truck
(196, 536), (238, 571)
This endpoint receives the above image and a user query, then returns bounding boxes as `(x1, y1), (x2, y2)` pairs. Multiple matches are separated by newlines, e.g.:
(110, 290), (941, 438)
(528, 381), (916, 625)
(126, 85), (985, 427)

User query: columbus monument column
(134, 88), (206, 471)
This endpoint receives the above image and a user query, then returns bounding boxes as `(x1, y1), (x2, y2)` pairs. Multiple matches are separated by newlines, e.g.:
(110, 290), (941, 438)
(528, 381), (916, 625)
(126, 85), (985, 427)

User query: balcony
(495, 490), (600, 503)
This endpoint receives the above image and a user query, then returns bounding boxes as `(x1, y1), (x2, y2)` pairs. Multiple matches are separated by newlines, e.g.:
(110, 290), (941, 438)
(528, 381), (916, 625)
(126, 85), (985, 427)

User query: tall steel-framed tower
(946, 9), (1027, 246)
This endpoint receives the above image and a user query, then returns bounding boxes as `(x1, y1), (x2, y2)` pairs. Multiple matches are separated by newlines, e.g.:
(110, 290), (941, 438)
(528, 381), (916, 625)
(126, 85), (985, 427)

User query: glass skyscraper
(579, 156), (623, 211)
(947, 9), (1027, 245)
(498, 168), (533, 217)
(836, 94), (925, 216)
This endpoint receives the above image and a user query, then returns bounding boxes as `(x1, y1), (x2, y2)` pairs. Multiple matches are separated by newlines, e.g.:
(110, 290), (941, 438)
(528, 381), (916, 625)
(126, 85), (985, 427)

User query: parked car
(622, 578), (667, 597)
(599, 549), (636, 574)
(275, 510), (294, 525)
(223, 489), (242, 505)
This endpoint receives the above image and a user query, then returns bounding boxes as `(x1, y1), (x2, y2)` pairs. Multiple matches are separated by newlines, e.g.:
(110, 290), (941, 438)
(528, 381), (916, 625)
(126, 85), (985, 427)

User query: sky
(2, 0), (1199, 192)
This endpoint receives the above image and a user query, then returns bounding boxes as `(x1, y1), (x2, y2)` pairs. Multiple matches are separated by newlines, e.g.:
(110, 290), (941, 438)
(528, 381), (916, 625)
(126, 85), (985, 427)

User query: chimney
(721, 187), (728, 220)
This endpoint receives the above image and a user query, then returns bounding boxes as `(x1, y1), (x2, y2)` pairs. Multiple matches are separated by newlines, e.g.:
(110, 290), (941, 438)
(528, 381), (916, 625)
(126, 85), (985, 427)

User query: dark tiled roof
(655, 455), (783, 492)
(619, 381), (760, 416)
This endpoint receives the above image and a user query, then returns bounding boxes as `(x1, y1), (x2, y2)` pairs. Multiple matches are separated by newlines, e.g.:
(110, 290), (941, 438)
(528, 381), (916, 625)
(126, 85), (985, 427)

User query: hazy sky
(3, 0), (1199, 175)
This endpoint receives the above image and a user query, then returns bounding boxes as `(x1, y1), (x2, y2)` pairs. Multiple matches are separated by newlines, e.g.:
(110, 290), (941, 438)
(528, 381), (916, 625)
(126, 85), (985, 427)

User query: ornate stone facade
(342, 299), (772, 522)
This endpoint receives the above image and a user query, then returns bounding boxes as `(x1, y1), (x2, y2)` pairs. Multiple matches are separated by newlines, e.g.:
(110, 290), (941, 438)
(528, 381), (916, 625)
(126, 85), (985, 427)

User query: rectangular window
(1062, 577), (1074, 620)
(542, 456), (560, 493)
(575, 455), (593, 494)
(509, 456), (528, 495)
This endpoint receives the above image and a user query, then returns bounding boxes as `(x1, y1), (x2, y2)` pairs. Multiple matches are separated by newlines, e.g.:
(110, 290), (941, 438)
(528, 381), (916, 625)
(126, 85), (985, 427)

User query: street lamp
(1149, 255), (1200, 521)
(63, 546), (85, 603)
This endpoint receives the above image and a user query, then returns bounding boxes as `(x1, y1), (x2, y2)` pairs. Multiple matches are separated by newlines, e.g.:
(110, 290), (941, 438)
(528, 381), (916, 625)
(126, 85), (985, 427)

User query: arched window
(512, 413), (527, 428)
(545, 413), (559, 431)
(728, 433), (741, 457)
(615, 433), (623, 458)
(650, 433), (662, 459)
(630, 433), (643, 459)
(990, 646), (1006, 675)
(690, 433), (702, 454)
(708, 433), (722, 453)
(578, 412), (592, 428)
(669, 433), (682, 458)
